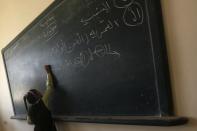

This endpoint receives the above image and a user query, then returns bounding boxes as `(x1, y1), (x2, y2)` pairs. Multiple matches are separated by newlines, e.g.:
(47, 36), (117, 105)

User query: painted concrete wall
(0, 0), (197, 131)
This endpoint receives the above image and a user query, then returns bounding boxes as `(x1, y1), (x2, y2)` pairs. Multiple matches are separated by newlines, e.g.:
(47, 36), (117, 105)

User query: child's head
(24, 89), (42, 104)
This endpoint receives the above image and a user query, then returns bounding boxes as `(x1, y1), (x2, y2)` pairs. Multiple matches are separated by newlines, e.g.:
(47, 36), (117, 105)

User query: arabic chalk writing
(39, 15), (59, 41)
(64, 43), (120, 68)
(113, 0), (144, 26)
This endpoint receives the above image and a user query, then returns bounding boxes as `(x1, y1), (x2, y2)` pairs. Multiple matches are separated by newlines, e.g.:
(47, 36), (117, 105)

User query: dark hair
(24, 89), (42, 111)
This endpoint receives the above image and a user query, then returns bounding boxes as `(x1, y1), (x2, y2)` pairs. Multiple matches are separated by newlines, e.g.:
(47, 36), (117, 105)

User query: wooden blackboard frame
(2, 0), (188, 126)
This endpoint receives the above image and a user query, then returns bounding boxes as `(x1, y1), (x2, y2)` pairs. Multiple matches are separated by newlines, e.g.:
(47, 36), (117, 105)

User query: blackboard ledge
(11, 115), (188, 126)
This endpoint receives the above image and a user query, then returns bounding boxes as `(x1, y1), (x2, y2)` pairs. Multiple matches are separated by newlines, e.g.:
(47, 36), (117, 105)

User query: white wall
(0, 0), (197, 131)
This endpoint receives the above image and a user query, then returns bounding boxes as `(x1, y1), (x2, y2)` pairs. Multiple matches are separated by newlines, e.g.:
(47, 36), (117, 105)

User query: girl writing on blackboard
(23, 65), (57, 131)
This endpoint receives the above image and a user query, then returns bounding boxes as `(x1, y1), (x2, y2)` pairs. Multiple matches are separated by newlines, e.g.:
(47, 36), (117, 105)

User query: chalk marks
(113, 0), (134, 8)
(79, 0), (144, 45)
(39, 15), (59, 41)
(51, 39), (72, 56)
(113, 0), (144, 26)
(123, 1), (144, 26)
(98, 20), (114, 39)
(88, 19), (120, 40)
(81, 0), (144, 36)
(50, 32), (90, 56)
(50, 0), (145, 69)
(50, 37), (120, 68)
(80, 1), (121, 39)
(64, 43), (120, 68)
(80, 1), (110, 25)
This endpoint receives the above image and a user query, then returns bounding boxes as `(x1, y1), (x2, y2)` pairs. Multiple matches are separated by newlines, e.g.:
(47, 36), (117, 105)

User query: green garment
(42, 72), (54, 108)
(27, 72), (54, 124)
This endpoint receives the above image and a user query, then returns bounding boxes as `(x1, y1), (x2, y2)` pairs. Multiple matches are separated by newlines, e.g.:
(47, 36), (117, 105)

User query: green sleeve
(42, 73), (54, 108)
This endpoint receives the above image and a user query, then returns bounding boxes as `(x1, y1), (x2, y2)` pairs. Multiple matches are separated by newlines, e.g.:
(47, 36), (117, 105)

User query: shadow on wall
(56, 122), (69, 131)
(0, 117), (14, 131)
(0, 118), (2, 131)
(2, 121), (17, 131)
(187, 117), (197, 128)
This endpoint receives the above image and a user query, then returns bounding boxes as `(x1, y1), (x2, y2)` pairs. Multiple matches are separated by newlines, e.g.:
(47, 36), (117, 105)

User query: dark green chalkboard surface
(2, 0), (187, 126)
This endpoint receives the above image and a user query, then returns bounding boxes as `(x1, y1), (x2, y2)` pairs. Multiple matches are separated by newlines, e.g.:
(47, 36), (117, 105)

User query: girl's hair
(23, 89), (43, 111)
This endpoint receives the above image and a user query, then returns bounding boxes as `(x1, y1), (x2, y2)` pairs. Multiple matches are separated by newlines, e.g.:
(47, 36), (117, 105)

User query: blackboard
(2, 0), (187, 126)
